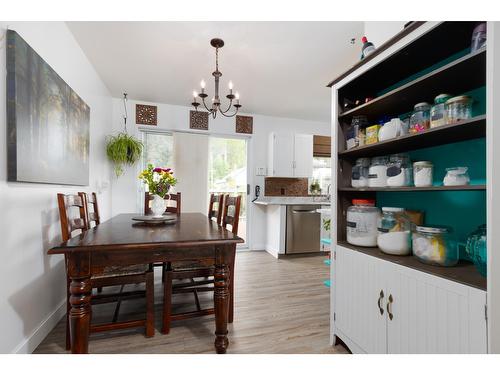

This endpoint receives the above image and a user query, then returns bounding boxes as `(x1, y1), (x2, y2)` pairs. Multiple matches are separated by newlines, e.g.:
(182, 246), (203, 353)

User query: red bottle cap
(362, 36), (368, 43)
(352, 199), (375, 206)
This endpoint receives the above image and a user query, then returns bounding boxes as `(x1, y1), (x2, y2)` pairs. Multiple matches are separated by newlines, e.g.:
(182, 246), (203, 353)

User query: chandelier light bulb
(193, 90), (198, 98)
(228, 81), (234, 90)
(235, 92), (240, 100)
(200, 80), (206, 89)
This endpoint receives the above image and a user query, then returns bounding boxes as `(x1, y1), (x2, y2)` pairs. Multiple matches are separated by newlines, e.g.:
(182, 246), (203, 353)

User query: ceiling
(67, 22), (364, 122)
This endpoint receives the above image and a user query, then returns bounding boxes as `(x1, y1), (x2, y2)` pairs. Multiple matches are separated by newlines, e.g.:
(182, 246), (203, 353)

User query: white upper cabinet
(268, 132), (313, 178)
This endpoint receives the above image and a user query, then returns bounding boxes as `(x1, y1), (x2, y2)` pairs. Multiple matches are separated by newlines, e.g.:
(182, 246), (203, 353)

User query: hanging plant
(106, 93), (144, 177)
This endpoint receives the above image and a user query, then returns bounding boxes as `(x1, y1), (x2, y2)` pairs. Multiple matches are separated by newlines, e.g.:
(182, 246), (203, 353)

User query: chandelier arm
(201, 96), (214, 113)
(220, 99), (233, 114)
(220, 106), (239, 118)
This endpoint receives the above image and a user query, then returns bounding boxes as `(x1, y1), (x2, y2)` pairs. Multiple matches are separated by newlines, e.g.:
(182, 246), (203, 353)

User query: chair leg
(193, 289), (202, 311)
(145, 271), (155, 337)
(162, 265), (173, 334)
(112, 285), (125, 323)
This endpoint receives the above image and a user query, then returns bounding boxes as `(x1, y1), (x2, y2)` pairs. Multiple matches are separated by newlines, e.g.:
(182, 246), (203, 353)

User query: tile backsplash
(264, 177), (309, 196)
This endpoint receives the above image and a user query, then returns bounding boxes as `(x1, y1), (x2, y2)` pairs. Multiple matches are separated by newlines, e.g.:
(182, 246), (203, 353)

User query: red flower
(153, 167), (163, 173)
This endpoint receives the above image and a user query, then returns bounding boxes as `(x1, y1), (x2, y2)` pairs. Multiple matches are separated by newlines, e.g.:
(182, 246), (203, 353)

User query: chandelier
(191, 38), (241, 119)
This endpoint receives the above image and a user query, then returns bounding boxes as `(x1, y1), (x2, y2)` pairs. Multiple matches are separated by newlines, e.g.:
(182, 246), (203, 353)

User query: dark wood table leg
(68, 253), (92, 354)
(214, 244), (231, 354)
(228, 246), (236, 324)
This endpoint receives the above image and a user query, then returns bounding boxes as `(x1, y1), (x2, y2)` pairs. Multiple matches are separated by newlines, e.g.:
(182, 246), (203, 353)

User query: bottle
(361, 36), (376, 59)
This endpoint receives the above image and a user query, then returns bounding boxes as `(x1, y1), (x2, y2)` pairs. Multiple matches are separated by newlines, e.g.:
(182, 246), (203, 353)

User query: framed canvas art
(6, 30), (90, 185)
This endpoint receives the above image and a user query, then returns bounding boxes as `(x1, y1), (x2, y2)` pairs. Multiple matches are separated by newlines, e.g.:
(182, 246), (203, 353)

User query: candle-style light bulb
(235, 92), (240, 100)
(200, 80), (206, 89)
(228, 81), (234, 90)
(193, 90), (198, 98)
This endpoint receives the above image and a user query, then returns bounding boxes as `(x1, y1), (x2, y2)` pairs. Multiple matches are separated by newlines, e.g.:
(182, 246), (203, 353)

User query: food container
(351, 158), (370, 188)
(409, 102), (431, 133)
(430, 94), (452, 128)
(471, 22), (487, 52)
(347, 199), (381, 247)
(446, 96), (473, 124)
(443, 167), (470, 186)
(465, 224), (487, 276)
(368, 156), (389, 187)
(378, 118), (404, 141)
(365, 125), (381, 144)
(412, 226), (458, 267)
(386, 153), (412, 187)
(377, 207), (412, 255)
(413, 161), (433, 187)
(346, 116), (368, 149)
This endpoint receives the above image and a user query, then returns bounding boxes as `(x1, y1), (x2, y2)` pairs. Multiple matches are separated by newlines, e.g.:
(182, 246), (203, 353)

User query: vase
(150, 194), (167, 217)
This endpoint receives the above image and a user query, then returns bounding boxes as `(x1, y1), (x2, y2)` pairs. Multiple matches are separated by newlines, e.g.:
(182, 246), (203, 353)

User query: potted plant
(310, 179), (321, 195)
(138, 164), (178, 217)
(106, 132), (143, 176)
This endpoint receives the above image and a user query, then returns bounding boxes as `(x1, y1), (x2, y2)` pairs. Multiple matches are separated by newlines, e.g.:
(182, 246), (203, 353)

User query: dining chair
(58, 193), (154, 351)
(208, 193), (224, 225)
(144, 191), (181, 215)
(162, 194), (241, 334)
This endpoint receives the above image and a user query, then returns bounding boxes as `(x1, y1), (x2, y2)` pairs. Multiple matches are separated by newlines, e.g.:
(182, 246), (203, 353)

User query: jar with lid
(346, 115), (368, 150)
(351, 158), (370, 188)
(409, 102), (431, 133)
(413, 161), (433, 187)
(346, 199), (381, 247)
(368, 156), (389, 187)
(443, 167), (470, 186)
(446, 96), (472, 124)
(471, 22), (487, 52)
(377, 207), (412, 255)
(386, 153), (412, 187)
(430, 94), (452, 128)
(465, 224), (487, 276)
(412, 226), (458, 266)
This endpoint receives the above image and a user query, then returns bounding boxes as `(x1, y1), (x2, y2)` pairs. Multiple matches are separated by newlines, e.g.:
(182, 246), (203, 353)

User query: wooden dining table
(48, 213), (243, 354)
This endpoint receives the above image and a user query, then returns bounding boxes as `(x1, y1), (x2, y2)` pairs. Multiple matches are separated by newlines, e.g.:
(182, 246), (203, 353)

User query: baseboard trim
(12, 299), (66, 354)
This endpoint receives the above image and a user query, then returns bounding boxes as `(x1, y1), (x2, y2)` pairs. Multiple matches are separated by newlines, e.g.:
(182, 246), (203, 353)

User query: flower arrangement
(138, 164), (178, 198)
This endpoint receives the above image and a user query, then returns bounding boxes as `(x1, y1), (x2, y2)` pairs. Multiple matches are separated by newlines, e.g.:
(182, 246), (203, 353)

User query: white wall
(364, 21), (407, 47)
(110, 98), (330, 250)
(0, 22), (113, 353)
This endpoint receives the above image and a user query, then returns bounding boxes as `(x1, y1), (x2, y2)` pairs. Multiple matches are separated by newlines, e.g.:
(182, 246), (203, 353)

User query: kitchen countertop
(253, 196), (331, 206)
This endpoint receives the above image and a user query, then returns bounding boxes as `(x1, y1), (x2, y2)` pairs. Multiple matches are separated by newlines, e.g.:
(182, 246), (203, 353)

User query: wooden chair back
(144, 192), (182, 215)
(222, 195), (242, 235)
(208, 193), (224, 225)
(80, 192), (100, 228)
(57, 193), (88, 242)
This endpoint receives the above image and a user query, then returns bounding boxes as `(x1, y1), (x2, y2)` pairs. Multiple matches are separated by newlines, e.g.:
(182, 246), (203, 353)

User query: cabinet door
(386, 263), (487, 354)
(269, 132), (294, 177)
(293, 134), (313, 178)
(335, 246), (388, 353)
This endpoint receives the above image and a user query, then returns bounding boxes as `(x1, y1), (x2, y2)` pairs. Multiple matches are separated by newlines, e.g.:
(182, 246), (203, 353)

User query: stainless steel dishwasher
(285, 205), (321, 254)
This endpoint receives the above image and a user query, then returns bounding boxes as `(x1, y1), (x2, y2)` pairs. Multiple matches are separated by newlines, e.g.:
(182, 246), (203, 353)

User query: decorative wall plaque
(136, 104), (157, 126)
(190, 110), (209, 130)
(236, 115), (253, 134)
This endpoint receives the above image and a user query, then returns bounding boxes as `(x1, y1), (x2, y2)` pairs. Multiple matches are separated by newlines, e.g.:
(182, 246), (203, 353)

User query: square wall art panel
(6, 30), (90, 185)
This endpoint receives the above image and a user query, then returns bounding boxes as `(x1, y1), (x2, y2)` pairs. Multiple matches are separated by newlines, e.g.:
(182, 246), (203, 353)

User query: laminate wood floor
(34, 251), (348, 354)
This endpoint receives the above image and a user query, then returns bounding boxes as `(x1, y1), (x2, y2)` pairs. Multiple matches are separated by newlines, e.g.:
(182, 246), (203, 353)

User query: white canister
(368, 156), (389, 187)
(413, 161), (434, 187)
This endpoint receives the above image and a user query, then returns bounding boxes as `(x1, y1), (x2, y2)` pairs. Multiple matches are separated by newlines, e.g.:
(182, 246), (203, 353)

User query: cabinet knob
(387, 294), (394, 321)
(377, 289), (384, 315)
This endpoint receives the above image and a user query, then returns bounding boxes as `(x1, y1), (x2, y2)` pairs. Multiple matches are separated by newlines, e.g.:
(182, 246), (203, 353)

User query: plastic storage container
(386, 153), (412, 187)
(446, 95), (472, 124)
(430, 94), (452, 128)
(409, 102), (431, 134)
(443, 167), (470, 186)
(351, 158), (370, 188)
(413, 161), (433, 187)
(346, 116), (368, 149)
(412, 226), (458, 266)
(471, 22), (487, 52)
(368, 156), (389, 187)
(377, 207), (412, 255)
(346, 199), (381, 247)
(465, 224), (487, 276)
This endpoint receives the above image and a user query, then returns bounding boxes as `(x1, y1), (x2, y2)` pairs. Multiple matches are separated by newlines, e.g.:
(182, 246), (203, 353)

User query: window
(142, 131), (174, 169)
(312, 156), (331, 194)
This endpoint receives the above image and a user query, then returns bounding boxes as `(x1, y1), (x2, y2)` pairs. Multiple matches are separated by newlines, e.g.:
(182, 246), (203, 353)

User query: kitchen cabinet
(268, 132), (313, 178)
(335, 245), (487, 354)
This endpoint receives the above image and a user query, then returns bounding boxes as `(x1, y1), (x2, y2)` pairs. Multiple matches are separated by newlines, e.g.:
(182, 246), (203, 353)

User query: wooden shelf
(338, 115), (486, 159)
(338, 48), (486, 121)
(339, 185), (486, 192)
(338, 241), (486, 290)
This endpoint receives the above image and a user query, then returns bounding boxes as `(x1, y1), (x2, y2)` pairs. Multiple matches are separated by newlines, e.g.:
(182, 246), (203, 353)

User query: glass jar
(409, 102), (431, 134)
(412, 226), (458, 267)
(413, 161), (433, 187)
(346, 115), (368, 149)
(471, 22), (487, 52)
(351, 157), (370, 188)
(368, 156), (389, 187)
(377, 207), (412, 255)
(430, 94), (452, 128)
(386, 153), (412, 187)
(446, 95), (472, 124)
(346, 199), (381, 247)
(443, 167), (470, 186)
(465, 224), (487, 276)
